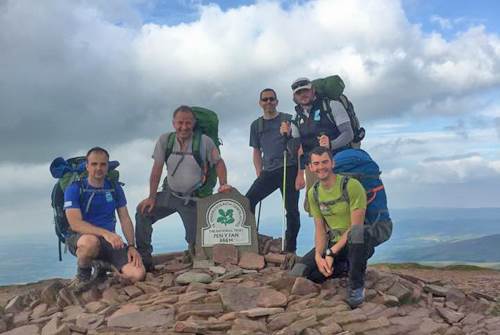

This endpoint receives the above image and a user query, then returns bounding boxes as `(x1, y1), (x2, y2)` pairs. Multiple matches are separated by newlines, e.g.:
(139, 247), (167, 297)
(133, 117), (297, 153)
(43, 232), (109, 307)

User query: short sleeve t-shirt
(152, 133), (220, 194)
(249, 113), (296, 171)
(307, 175), (367, 242)
(64, 178), (127, 232)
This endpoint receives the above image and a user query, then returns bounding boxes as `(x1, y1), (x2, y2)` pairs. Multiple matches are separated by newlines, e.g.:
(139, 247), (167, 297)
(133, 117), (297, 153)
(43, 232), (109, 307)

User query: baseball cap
(291, 77), (312, 94)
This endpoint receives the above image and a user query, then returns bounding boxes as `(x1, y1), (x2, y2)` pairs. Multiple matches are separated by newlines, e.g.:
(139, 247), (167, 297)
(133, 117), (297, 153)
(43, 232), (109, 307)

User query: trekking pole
(256, 201), (262, 232)
(282, 149), (287, 252)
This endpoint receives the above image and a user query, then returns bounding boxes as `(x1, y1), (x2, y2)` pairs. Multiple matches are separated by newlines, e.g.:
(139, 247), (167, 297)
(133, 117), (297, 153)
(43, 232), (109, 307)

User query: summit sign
(203, 199), (250, 246)
(196, 189), (258, 258)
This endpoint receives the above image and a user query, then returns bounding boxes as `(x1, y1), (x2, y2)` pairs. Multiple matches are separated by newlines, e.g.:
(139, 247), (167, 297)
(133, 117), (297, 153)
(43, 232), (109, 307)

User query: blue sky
(0, 0), (499, 236)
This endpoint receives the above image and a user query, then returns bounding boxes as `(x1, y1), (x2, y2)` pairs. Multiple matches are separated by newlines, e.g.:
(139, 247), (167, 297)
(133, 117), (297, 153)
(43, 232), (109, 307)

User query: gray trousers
(135, 189), (197, 266)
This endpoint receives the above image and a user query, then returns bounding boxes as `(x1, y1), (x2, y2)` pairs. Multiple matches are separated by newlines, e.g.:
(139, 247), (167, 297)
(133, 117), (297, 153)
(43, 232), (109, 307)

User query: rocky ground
(1, 237), (500, 335)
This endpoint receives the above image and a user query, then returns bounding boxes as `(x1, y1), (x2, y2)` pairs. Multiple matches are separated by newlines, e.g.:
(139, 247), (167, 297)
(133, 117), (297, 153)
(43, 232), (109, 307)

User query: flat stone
(257, 288), (288, 307)
(62, 305), (85, 322)
(5, 296), (23, 313)
(41, 282), (64, 306)
(318, 323), (343, 335)
(331, 309), (368, 325)
(444, 326), (466, 335)
(209, 266), (227, 275)
(165, 261), (192, 272)
(32, 303), (48, 319)
(238, 252), (265, 270)
(213, 244), (239, 265)
(85, 301), (107, 314)
(75, 313), (104, 330)
(446, 287), (466, 305)
(239, 307), (284, 317)
(386, 282), (412, 304)
(174, 320), (232, 333)
(291, 277), (320, 296)
(0, 319), (7, 333)
(107, 308), (174, 328)
(123, 285), (143, 298)
(108, 304), (141, 319)
(175, 271), (213, 285)
(423, 284), (449, 297)
(13, 310), (30, 326)
(418, 317), (448, 334)
(383, 294), (400, 307)
(343, 316), (390, 333)
(268, 312), (299, 331)
(288, 314), (318, 333)
(231, 317), (267, 333)
(2, 324), (40, 335)
(436, 306), (465, 324)
(176, 303), (224, 320)
(193, 259), (215, 269)
(265, 253), (286, 264)
(41, 317), (70, 335)
(218, 286), (260, 312)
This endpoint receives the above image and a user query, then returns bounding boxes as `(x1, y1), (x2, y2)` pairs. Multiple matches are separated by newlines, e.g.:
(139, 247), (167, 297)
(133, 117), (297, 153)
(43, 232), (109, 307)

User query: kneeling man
(291, 146), (374, 308)
(64, 147), (145, 290)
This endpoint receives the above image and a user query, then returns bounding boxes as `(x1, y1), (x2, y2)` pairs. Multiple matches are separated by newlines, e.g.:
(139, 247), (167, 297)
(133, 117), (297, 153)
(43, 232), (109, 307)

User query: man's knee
(348, 224), (365, 244)
(121, 264), (146, 283)
(76, 235), (100, 258)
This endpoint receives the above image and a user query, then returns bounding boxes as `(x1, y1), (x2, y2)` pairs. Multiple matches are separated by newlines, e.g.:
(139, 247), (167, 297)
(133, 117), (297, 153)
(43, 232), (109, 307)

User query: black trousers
(299, 228), (376, 289)
(245, 165), (300, 252)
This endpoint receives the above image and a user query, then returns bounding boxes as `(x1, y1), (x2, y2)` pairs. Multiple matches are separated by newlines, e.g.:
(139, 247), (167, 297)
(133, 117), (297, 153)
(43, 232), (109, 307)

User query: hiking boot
(143, 261), (156, 273)
(346, 286), (365, 309)
(67, 276), (92, 294)
(90, 260), (113, 283)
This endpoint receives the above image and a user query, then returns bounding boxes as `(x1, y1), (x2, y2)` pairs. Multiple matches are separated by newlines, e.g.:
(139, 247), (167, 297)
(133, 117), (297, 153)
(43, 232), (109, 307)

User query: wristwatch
(324, 247), (335, 258)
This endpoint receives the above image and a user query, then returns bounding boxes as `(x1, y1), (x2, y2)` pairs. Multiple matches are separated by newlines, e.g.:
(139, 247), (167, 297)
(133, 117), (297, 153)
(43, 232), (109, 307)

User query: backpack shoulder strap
(164, 132), (176, 162)
(319, 97), (336, 125)
(192, 131), (204, 169)
(257, 116), (264, 134)
(312, 180), (320, 206)
(340, 175), (350, 204)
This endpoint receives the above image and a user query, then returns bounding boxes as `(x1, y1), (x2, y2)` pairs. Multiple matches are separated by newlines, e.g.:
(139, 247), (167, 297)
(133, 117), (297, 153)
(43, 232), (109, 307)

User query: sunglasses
(291, 80), (311, 91)
(261, 97), (276, 102)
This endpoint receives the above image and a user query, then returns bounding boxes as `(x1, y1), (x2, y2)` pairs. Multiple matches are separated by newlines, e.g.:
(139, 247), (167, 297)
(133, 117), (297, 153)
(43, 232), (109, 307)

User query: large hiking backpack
(49, 157), (120, 261)
(312, 149), (392, 246)
(164, 106), (221, 198)
(311, 75), (365, 144)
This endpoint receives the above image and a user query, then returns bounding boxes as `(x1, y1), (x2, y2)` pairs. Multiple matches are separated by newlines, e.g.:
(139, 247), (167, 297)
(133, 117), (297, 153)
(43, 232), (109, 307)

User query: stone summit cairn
(1, 238), (500, 335)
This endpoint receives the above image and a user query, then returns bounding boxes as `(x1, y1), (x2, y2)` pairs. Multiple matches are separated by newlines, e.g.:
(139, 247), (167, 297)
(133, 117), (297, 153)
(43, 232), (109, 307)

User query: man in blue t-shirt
(64, 147), (145, 291)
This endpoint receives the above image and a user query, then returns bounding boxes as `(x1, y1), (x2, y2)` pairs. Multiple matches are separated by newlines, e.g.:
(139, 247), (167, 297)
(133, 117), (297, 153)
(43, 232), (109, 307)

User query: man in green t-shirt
(290, 146), (375, 308)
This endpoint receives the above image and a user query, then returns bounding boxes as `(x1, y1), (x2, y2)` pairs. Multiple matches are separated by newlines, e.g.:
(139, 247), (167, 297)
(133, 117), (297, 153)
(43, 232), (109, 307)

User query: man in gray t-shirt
(135, 105), (232, 271)
(245, 88), (301, 253)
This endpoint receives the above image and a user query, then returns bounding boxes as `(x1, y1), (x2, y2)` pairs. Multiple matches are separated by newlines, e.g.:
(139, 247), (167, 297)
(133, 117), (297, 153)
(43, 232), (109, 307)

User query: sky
(1, 0), (500, 236)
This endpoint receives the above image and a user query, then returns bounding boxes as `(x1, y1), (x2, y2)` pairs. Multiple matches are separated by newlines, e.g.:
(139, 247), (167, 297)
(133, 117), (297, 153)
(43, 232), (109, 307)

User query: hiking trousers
(245, 165), (300, 252)
(296, 226), (376, 289)
(135, 188), (197, 267)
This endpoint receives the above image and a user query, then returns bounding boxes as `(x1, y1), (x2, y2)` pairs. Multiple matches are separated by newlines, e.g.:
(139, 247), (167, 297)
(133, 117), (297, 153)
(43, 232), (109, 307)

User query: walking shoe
(90, 260), (113, 283)
(346, 286), (365, 309)
(67, 276), (92, 294)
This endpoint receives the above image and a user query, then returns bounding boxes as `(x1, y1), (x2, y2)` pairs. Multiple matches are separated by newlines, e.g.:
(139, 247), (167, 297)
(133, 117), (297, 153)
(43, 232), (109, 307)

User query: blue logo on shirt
(314, 110), (320, 121)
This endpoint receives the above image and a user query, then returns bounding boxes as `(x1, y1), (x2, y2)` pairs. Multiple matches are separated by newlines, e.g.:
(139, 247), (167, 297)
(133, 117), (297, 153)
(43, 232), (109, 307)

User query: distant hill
(382, 234), (500, 262)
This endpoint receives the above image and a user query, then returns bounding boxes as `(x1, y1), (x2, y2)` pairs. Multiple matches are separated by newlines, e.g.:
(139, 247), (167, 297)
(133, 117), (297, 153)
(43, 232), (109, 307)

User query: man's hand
(103, 231), (124, 249)
(295, 172), (305, 190)
(218, 184), (232, 193)
(318, 134), (330, 148)
(139, 197), (155, 215)
(280, 121), (291, 136)
(314, 253), (332, 277)
(127, 246), (143, 268)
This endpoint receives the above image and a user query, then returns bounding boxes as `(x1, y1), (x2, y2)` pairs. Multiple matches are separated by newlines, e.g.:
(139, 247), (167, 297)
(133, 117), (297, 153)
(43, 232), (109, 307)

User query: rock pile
(1, 242), (500, 334)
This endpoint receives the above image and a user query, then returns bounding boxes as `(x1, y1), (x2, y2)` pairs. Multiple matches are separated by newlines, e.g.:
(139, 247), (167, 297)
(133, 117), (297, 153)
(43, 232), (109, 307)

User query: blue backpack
(332, 149), (392, 245)
(49, 157), (121, 261)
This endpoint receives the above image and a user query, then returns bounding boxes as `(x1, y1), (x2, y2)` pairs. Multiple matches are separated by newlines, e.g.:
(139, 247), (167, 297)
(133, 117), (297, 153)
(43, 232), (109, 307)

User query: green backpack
(312, 75), (345, 100)
(164, 106), (221, 198)
(312, 75), (366, 144)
